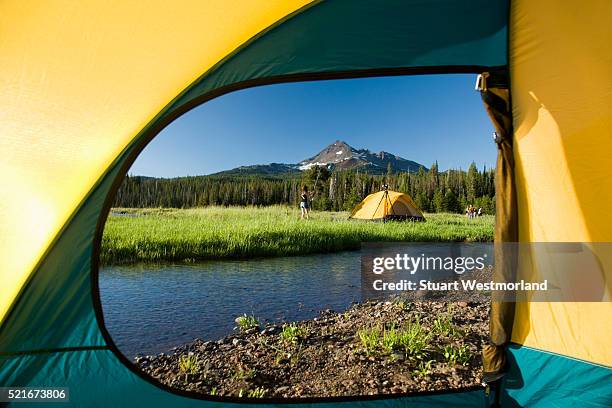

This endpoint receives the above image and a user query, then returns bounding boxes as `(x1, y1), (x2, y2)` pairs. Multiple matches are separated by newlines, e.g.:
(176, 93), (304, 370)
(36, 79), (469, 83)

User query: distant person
(300, 186), (311, 219)
(478, 207), (483, 217)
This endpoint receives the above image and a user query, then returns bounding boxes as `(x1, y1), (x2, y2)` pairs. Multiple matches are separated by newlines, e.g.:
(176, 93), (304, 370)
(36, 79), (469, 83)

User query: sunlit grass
(441, 343), (472, 366)
(178, 354), (201, 374)
(357, 318), (431, 360)
(100, 206), (494, 264)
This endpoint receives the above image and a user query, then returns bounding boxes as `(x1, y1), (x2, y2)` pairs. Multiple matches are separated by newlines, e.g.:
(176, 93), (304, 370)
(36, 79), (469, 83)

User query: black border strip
(91, 65), (503, 405)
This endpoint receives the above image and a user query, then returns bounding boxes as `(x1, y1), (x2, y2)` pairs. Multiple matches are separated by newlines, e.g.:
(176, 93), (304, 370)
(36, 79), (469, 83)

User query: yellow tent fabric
(349, 190), (424, 221)
(510, 0), (612, 367)
(0, 0), (312, 323)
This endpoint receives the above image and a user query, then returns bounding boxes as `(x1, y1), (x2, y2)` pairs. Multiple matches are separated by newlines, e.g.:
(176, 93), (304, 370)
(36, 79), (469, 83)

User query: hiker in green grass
(300, 186), (311, 219)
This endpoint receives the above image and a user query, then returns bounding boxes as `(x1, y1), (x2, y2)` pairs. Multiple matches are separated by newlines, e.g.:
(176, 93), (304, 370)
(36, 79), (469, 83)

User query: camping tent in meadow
(349, 190), (424, 221)
(1, 0), (610, 406)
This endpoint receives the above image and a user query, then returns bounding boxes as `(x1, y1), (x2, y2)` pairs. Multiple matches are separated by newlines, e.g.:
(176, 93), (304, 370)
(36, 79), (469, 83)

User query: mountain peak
(213, 140), (426, 176)
(332, 139), (352, 147)
(298, 141), (425, 173)
(298, 140), (357, 170)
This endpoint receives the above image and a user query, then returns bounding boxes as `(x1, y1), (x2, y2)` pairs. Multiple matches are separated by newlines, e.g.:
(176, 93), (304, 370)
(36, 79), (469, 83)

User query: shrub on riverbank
(101, 206), (494, 264)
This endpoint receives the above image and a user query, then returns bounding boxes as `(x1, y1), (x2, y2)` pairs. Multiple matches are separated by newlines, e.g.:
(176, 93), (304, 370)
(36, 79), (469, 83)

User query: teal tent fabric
(0, 1), (516, 406)
(178, 0), (508, 107)
(0, 349), (485, 407)
(502, 345), (612, 407)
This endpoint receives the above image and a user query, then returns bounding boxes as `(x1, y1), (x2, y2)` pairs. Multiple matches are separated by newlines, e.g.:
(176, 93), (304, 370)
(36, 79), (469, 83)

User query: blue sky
(131, 74), (496, 177)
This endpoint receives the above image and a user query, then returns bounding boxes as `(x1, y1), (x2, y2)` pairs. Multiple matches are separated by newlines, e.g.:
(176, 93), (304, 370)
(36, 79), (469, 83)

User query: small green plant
(433, 313), (460, 337)
(288, 344), (305, 367)
(442, 344), (472, 366)
(414, 360), (434, 377)
(358, 320), (430, 359)
(257, 337), (286, 365)
(382, 324), (401, 353)
(456, 344), (472, 365)
(398, 318), (430, 360)
(247, 387), (267, 398)
(210, 387), (217, 396)
(236, 314), (259, 331)
(233, 367), (256, 381)
(178, 354), (200, 374)
(357, 326), (382, 356)
(280, 322), (307, 344)
(393, 298), (408, 311)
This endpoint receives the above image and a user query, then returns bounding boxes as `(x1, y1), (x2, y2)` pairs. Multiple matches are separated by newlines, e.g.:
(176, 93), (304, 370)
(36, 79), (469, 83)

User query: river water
(99, 251), (362, 358)
(100, 243), (493, 358)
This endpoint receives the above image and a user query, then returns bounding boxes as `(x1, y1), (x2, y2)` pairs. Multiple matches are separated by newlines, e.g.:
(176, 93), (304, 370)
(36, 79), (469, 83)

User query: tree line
(113, 162), (495, 214)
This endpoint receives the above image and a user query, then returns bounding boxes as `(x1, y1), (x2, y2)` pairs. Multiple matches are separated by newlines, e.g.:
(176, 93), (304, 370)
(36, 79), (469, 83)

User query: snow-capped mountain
(297, 140), (425, 173)
(212, 140), (426, 176)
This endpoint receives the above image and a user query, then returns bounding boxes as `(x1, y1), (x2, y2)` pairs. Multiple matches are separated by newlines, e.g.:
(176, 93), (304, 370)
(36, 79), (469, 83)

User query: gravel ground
(137, 297), (490, 399)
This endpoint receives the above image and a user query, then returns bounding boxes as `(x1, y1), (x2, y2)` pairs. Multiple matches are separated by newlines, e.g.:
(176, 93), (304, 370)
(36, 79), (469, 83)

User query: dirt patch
(137, 297), (489, 399)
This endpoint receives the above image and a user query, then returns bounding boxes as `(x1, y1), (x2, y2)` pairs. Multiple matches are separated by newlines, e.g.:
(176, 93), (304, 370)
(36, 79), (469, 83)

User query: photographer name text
(372, 279), (548, 292)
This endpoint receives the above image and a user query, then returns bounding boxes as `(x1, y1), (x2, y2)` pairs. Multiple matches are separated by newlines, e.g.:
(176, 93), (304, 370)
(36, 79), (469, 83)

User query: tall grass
(100, 206), (493, 264)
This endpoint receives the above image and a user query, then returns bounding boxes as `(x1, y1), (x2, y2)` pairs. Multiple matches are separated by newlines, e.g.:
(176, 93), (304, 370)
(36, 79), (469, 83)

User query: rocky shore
(136, 298), (489, 399)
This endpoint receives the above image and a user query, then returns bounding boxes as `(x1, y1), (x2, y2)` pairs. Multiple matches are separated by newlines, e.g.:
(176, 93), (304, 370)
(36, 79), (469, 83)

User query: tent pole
(372, 191), (386, 219)
(387, 191), (395, 215)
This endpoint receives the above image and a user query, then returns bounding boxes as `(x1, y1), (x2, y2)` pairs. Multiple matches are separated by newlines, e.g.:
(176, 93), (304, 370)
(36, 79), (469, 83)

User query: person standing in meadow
(300, 186), (311, 219)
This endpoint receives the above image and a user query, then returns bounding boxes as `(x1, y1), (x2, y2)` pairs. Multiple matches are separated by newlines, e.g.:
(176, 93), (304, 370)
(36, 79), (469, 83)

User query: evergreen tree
(432, 190), (444, 213)
(443, 189), (459, 213)
(113, 164), (496, 215)
(414, 191), (430, 213)
(466, 162), (479, 203)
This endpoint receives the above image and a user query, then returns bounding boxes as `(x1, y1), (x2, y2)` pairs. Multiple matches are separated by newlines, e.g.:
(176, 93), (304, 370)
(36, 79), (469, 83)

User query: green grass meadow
(100, 206), (494, 265)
